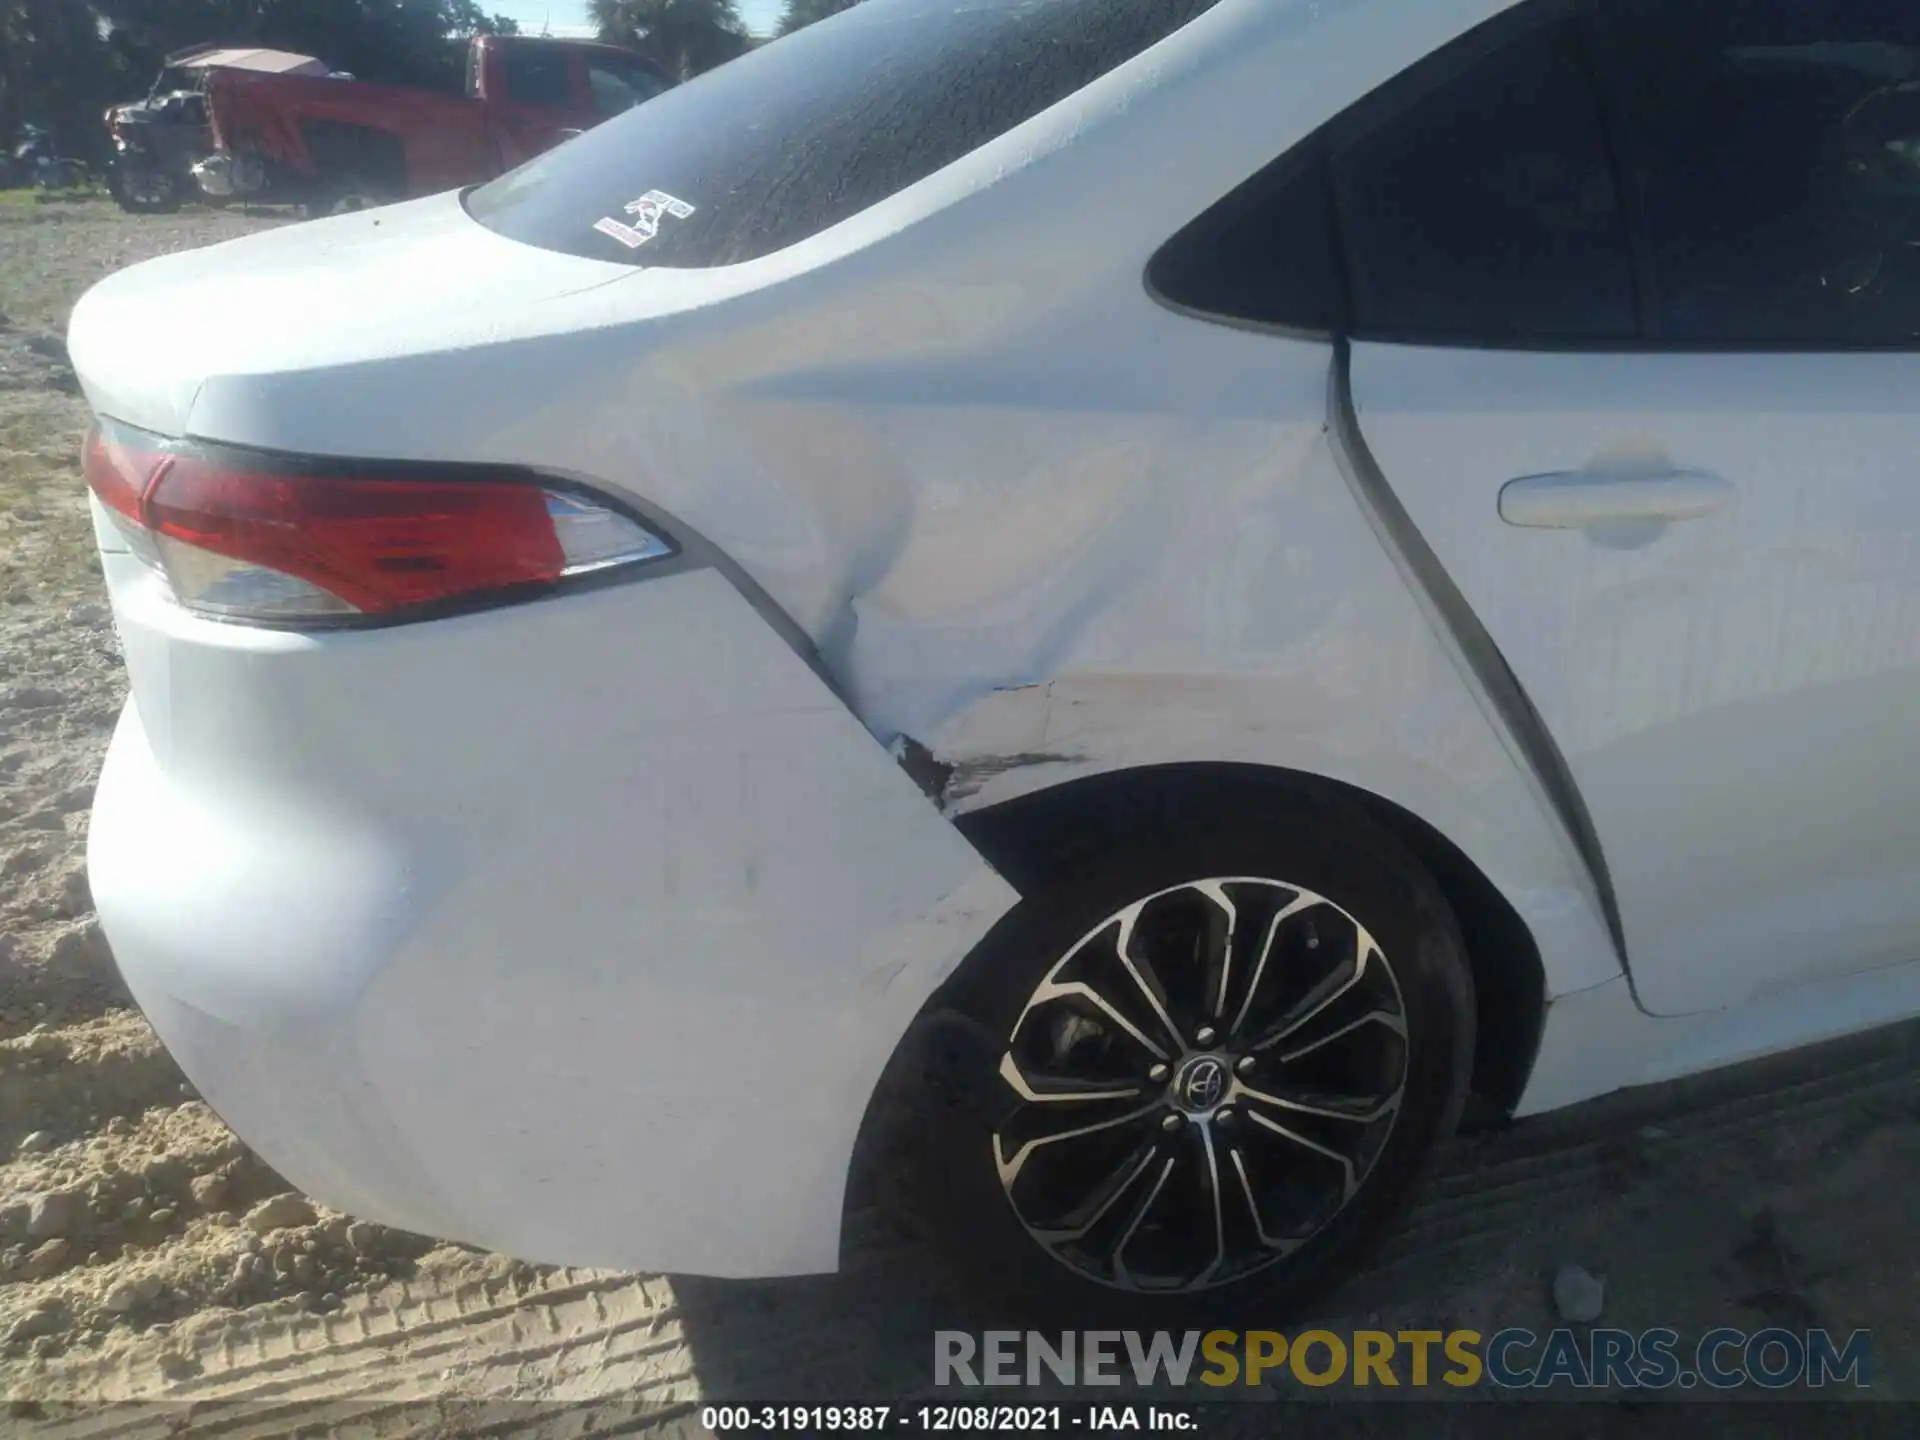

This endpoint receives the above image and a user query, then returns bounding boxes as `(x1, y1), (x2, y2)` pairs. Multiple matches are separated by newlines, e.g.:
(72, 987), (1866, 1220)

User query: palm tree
(590, 0), (749, 79)
(778, 0), (861, 36)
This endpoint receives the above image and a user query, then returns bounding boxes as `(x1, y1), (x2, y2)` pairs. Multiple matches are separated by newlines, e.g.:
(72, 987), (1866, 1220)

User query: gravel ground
(1, 198), (1917, 1434)
(0, 198), (474, 1378)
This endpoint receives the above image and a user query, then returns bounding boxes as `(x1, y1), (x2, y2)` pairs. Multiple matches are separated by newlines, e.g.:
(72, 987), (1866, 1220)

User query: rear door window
(1151, 0), (1636, 343)
(1332, 8), (1635, 342)
(466, 0), (1224, 268)
(1599, 0), (1920, 346)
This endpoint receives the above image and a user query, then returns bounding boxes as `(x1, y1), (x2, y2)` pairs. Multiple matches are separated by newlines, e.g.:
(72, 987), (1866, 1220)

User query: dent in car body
(72, 0), (1644, 1279)
(131, 0), (1621, 1022)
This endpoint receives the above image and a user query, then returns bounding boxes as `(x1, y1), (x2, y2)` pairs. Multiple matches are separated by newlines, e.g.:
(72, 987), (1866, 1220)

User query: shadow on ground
(662, 1020), (1919, 1424)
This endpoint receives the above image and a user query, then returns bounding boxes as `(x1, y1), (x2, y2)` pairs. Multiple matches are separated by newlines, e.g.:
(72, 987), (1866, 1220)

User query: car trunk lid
(66, 190), (635, 440)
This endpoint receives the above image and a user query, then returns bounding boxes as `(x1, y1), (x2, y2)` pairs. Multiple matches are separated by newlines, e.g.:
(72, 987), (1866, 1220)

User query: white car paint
(91, 540), (1013, 1274)
(68, 0), (1920, 1278)
(1354, 344), (1920, 1016)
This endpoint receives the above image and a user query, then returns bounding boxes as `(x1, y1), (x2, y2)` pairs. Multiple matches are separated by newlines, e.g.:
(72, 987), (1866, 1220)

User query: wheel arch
(949, 761), (1545, 1120)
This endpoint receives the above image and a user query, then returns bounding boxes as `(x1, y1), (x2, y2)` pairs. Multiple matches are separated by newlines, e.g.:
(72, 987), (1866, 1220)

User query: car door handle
(1498, 469), (1735, 529)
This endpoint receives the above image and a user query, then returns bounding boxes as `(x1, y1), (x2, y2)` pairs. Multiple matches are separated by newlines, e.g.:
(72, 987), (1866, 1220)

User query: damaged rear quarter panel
(784, 307), (1623, 1004)
(440, 262), (1627, 1010)
(165, 0), (1624, 1013)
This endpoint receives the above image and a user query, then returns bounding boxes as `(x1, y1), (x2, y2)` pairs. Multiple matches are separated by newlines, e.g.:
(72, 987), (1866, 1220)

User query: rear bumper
(90, 558), (1015, 1276)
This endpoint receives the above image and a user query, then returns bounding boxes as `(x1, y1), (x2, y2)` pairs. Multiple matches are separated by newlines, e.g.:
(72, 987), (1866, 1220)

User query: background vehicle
(194, 34), (673, 216)
(66, 0), (1920, 1322)
(4, 122), (89, 192)
(105, 46), (334, 214)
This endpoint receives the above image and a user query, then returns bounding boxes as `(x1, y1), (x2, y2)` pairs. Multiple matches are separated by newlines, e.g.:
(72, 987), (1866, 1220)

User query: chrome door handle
(1498, 469), (1735, 529)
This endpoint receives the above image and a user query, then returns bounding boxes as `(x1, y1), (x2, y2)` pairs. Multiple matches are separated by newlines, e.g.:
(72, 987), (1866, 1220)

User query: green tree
(0, 2), (29, 151)
(777, 0), (858, 37)
(92, 2), (521, 92)
(589, 0), (747, 79)
(446, 0), (515, 38)
(3, 1), (122, 162)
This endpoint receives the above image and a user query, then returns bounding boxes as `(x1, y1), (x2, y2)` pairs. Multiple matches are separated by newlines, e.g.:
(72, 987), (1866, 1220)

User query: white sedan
(69, 0), (1920, 1317)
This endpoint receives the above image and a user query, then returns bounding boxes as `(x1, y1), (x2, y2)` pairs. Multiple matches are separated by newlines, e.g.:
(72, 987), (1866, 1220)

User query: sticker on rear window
(592, 190), (696, 250)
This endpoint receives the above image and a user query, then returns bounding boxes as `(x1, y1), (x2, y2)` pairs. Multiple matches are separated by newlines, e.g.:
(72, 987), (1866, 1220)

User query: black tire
(896, 785), (1474, 1325)
(109, 162), (177, 214)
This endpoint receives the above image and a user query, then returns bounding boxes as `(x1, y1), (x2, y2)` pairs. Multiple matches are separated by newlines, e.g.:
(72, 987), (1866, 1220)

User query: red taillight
(84, 422), (673, 625)
(84, 426), (150, 522)
(146, 462), (567, 613)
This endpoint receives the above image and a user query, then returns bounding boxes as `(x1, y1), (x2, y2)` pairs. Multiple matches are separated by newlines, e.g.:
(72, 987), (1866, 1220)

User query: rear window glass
(500, 46), (572, 108)
(465, 0), (1223, 268)
(586, 56), (669, 119)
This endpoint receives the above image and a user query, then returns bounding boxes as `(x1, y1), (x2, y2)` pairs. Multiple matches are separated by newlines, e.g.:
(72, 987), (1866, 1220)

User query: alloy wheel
(992, 878), (1408, 1293)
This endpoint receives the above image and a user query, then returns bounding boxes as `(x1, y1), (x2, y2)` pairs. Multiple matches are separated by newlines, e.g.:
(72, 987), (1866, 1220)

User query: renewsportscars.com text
(934, 1328), (1872, 1391)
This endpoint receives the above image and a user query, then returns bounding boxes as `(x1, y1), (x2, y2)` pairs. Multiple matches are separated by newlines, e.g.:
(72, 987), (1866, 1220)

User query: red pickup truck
(194, 35), (673, 215)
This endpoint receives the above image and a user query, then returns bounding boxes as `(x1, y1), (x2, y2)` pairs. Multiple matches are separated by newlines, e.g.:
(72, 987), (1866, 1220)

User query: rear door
(1337, 0), (1920, 1014)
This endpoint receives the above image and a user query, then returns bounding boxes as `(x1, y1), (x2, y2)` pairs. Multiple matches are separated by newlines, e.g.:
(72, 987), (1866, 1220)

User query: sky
(492, 1), (785, 39)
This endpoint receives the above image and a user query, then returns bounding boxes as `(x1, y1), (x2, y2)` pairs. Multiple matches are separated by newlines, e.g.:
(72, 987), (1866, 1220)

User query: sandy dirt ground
(1, 198), (1916, 1435)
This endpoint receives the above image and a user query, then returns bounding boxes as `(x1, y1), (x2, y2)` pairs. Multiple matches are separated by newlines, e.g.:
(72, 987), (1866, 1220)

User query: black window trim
(1148, 0), (1920, 355)
(1144, 136), (1351, 345)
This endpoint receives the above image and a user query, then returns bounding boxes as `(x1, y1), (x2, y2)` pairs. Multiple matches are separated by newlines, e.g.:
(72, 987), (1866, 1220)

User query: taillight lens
(84, 422), (673, 625)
